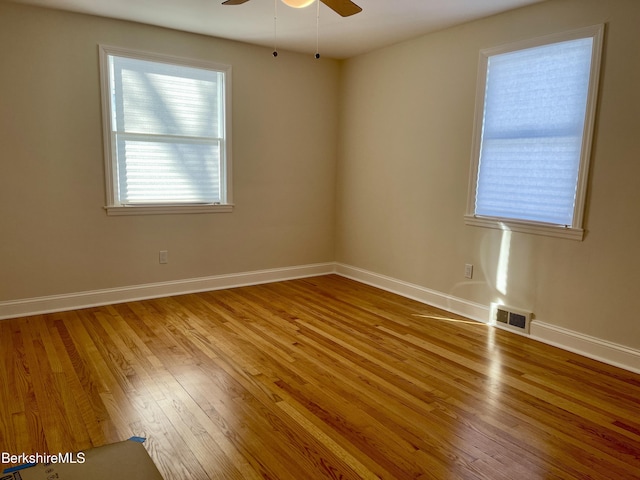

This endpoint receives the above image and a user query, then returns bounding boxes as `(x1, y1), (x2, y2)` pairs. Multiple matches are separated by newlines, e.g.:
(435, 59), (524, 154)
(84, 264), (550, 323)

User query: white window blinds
(108, 55), (225, 205)
(475, 37), (594, 226)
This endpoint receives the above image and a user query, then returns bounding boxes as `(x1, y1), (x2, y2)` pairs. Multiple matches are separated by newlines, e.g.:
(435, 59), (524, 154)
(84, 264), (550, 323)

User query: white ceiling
(8, 0), (547, 59)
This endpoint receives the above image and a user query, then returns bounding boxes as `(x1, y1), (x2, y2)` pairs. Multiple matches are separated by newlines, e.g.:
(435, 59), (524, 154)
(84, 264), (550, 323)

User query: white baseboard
(530, 321), (640, 374)
(3, 261), (639, 374)
(0, 263), (335, 320)
(335, 263), (490, 322)
(335, 263), (640, 375)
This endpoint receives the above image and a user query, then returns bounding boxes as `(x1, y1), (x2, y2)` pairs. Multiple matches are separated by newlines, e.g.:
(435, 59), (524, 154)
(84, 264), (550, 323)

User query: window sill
(464, 214), (584, 241)
(105, 204), (234, 216)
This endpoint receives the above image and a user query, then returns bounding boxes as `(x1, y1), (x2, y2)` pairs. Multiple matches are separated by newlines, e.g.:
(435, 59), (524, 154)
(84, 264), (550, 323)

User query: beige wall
(337, 0), (640, 350)
(2, 0), (639, 352)
(0, 2), (339, 300)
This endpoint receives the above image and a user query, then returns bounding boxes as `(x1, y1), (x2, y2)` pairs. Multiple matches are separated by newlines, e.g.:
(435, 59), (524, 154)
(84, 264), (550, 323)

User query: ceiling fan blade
(222, 0), (251, 5)
(320, 0), (362, 17)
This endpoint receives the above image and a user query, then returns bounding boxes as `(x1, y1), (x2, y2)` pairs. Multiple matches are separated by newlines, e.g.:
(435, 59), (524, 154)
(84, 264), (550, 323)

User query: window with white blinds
(465, 25), (604, 240)
(99, 46), (232, 215)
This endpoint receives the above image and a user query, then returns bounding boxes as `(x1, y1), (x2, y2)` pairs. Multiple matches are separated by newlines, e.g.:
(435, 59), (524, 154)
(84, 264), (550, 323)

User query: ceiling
(7, 0), (547, 59)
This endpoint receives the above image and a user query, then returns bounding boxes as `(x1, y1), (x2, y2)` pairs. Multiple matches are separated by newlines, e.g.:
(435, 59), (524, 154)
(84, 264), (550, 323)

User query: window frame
(98, 45), (233, 216)
(465, 24), (605, 240)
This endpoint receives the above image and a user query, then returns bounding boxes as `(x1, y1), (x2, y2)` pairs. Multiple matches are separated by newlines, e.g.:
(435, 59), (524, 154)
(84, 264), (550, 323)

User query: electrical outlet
(464, 263), (473, 279)
(159, 250), (168, 264)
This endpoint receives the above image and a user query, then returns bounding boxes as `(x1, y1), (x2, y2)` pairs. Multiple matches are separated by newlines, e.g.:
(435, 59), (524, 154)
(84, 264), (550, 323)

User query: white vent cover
(490, 303), (532, 335)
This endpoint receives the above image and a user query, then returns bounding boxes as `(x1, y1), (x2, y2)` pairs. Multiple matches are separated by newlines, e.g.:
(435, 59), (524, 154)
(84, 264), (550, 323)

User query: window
(466, 25), (604, 240)
(99, 46), (232, 215)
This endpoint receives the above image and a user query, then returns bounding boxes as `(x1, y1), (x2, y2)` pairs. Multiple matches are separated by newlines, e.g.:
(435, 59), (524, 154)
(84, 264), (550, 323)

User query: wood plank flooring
(0, 275), (639, 479)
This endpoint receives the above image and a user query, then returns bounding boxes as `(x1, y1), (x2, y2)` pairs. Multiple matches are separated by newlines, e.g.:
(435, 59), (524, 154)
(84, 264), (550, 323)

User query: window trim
(98, 45), (233, 215)
(465, 24), (604, 240)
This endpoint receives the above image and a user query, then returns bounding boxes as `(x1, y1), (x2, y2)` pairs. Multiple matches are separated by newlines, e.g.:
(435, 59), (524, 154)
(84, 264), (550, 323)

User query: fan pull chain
(273, 0), (278, 57)
(315, 0), (320, 59)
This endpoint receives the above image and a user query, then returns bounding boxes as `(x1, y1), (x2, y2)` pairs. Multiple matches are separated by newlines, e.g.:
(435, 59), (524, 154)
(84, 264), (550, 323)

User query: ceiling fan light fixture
(281, 0), (315, 8)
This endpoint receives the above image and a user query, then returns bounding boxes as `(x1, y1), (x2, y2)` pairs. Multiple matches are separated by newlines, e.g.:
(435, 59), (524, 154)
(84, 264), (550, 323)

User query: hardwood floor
(1, 275), (639, 479)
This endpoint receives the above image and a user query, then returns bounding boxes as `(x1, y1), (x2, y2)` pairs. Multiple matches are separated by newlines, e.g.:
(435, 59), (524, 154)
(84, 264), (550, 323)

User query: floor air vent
(491, 304), (531, 335)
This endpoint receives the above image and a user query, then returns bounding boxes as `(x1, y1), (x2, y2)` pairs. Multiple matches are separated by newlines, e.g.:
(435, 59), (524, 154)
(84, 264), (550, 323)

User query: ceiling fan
(222, 0), (362, 17)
